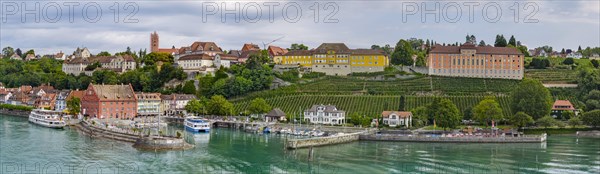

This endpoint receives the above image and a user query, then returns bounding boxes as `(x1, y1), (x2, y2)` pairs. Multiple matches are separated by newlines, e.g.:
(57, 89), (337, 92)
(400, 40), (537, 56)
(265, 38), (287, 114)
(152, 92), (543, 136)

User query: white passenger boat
(28, 109), (67, 129)
(184, 117), (210, 133)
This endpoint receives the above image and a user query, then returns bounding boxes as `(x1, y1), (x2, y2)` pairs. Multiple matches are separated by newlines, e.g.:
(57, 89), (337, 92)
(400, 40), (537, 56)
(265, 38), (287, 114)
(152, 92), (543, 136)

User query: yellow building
(281, 43), (389, 75)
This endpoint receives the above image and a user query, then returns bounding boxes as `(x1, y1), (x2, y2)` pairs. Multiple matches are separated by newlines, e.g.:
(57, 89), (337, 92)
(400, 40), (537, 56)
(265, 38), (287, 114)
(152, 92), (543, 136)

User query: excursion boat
(184, 117), (211, 133)
(28, 109), (67, 129)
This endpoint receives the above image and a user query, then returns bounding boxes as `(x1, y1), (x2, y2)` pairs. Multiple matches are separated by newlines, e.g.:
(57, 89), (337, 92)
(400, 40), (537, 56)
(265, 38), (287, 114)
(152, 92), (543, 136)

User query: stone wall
(286, 133), (361, 149)
(359, 134), (546, 143)
(0, 109), (30, 117)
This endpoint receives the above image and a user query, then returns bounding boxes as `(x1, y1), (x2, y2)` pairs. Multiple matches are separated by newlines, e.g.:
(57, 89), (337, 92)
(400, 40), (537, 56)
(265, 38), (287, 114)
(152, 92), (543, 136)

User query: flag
(492, 120), (495, 128)
(433, 119), (436, 128)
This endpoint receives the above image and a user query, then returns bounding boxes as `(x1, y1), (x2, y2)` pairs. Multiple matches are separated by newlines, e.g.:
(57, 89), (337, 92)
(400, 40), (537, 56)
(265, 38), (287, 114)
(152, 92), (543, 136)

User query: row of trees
(185, 97), (272, 116)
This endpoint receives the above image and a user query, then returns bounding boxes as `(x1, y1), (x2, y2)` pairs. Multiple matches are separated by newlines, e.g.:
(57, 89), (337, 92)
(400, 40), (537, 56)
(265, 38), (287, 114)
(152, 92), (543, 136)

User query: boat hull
(28, 117), (66, 129)
(185, 126), (210, 133)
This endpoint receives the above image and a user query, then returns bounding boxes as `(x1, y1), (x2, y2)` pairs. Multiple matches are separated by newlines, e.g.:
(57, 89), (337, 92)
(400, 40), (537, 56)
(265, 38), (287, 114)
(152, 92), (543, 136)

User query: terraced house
(280, 43), (389, 76)
(428, 43), (524, 80)
(136, 92), (161, 116)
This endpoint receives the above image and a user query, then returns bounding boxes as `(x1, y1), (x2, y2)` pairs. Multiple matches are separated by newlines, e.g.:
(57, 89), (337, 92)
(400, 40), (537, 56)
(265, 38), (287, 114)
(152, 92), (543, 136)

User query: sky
(0, 0), (599, 55)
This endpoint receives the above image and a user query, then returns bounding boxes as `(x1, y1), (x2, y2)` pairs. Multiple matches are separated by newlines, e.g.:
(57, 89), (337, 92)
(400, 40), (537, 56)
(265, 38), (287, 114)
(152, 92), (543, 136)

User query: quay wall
(577, 131), (600, 138)
(359, 134), (547, 143)
(0, 109), (30, 117)
(77, 120), (141, 143)
(287, 132), (363, 149)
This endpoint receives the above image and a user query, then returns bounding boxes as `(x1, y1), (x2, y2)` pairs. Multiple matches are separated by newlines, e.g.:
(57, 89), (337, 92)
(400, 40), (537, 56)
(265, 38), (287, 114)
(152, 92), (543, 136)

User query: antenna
(262, 36), (285, 49)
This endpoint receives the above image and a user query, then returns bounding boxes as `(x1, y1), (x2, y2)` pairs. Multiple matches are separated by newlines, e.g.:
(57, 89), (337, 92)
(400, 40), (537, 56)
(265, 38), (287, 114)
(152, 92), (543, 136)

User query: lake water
(1, 115), (599, 173)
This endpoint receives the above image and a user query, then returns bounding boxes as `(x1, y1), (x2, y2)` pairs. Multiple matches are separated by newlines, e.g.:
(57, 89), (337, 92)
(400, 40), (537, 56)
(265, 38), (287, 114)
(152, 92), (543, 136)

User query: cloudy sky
(1, 0), (599, 55)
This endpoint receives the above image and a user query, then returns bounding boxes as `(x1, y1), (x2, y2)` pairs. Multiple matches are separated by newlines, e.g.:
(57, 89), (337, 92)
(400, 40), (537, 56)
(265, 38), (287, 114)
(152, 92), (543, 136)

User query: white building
(567, 52), (583, 59)
(54, 90), (70, 112)
(304, 105), (346, 125)
(62, 55), (136, 75)
(136, 92), (161, 116)
(10, 54), (21, 60)
(381, 111), (412, 128)
(73, 47), (91, 59)
(160, 94), (197, 115)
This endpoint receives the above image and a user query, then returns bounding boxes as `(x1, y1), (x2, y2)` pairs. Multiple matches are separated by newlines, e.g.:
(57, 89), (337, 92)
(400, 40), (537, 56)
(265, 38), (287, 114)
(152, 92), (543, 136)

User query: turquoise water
(1, 115), (599, 173)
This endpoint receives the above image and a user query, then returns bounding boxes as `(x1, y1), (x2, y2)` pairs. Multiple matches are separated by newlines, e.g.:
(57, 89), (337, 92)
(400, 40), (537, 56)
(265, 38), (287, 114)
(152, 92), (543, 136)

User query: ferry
(28, 109), (67, 129)
(184, 117), (211, 133)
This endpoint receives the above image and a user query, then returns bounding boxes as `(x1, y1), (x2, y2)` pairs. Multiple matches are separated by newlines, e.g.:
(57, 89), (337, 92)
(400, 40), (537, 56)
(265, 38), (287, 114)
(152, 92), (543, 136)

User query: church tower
(150, 31), (159, 53)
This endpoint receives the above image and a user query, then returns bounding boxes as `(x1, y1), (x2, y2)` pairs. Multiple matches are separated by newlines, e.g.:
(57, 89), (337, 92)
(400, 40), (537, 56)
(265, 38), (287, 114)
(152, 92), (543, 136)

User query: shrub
(581, 110), (600, 127)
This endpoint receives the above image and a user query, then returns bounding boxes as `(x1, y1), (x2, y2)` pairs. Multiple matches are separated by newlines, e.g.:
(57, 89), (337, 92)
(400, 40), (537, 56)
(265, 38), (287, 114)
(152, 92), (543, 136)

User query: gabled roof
(89, 84), (136, 101)
(178, 54), (214, 61)
(381, 111), (412, 118)
(242, 43), (260, 52)
(315, 43), (351, 54)
(136, 92), (161, 101)
(64, 55), (135, 64)
(305, 104), (345, 113)
(268, 45), (289, 56)
(552, 100), (576, 111)
(67, 89), (85, 100)
(266, 108), (286, 117)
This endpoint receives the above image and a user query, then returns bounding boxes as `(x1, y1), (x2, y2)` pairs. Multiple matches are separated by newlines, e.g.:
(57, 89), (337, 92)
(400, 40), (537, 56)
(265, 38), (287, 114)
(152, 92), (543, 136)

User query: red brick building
(81, 84), (137, 119)
(428, 43), (524, 79)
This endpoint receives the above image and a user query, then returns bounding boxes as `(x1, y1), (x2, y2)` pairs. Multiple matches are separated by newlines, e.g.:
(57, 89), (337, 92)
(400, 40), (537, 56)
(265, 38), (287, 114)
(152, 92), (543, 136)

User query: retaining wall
(286, 133), (361, 149)
(359, 134), (546, 143)
(0, 109), (30, 117)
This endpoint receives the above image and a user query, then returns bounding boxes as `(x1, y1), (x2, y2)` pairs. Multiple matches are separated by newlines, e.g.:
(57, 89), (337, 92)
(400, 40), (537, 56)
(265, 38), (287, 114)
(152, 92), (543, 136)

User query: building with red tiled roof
(428, 42), (524, 80)
(381, 111), (412, 128)
(241, 43), (260, 52)
(81, 84), (137, 119)
(268, 45), (288, 58)
(150, 31), (179, 54)
(551, 100), (579, 117)
(35, 93), (57, 110)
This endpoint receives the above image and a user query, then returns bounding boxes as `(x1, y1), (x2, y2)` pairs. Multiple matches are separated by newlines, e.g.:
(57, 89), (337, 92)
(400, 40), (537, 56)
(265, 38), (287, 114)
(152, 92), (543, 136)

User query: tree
(473, 97), (504, 127)
(411, 106), (428, 127)
(563, 58), (575, 65)
(182, 80), (196, 94)
(510, 112), (534, 130)
(248, 98), (272, 115)
(581, 110), (600, 127)
(560, 48), (566, 54)
(478, 40), (486, 46)
(560, 110), (575, 120)
(463, 106), (473, 121)
(207, 95), (234, 116)
(568, 116), (582, 128)
(143, 52), (174, 66)
(391, 39), (414, 65)
(289, 43), (308, 50)
(415, 54), (426, 67)
(536, 116), (557, 128)
(510, 79), (553, 119)
(15, 48), (22, 57)
(508, 35), (517, 46)
(2, 47), (14, 57)
(591, 59), (599, 68)
(96, 51), (111, 56)
(399, 96), (406, 111)
(494, 34), (507, 47)
(66, 97), (81, 115)
(185, 98), (208, 115)
(25, 49), (35, 56)
(428, 98), (461, 130)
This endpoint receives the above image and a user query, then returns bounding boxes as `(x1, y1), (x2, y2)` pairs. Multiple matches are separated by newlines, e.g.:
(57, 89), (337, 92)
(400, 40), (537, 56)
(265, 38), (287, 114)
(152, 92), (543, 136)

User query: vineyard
(231, 76), (522, 119)
(289, 76), (519, 95)
(233, 94), (513, 118)
(525, 69), (579, 84)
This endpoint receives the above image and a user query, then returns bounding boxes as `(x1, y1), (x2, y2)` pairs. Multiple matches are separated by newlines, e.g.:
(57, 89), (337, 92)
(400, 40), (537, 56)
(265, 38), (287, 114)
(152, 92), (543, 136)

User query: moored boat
(28, 109), (67, 129)
(184, 117), (210, 133)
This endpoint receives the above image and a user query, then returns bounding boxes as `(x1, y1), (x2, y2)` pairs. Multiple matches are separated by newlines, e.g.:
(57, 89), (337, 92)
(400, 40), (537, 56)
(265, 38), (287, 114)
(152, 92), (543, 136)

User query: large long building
(279, 43), (389, 76)
(62, 55), (136, 75)
(81, 84), (137, 119)
(428, 43), (524, 80)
